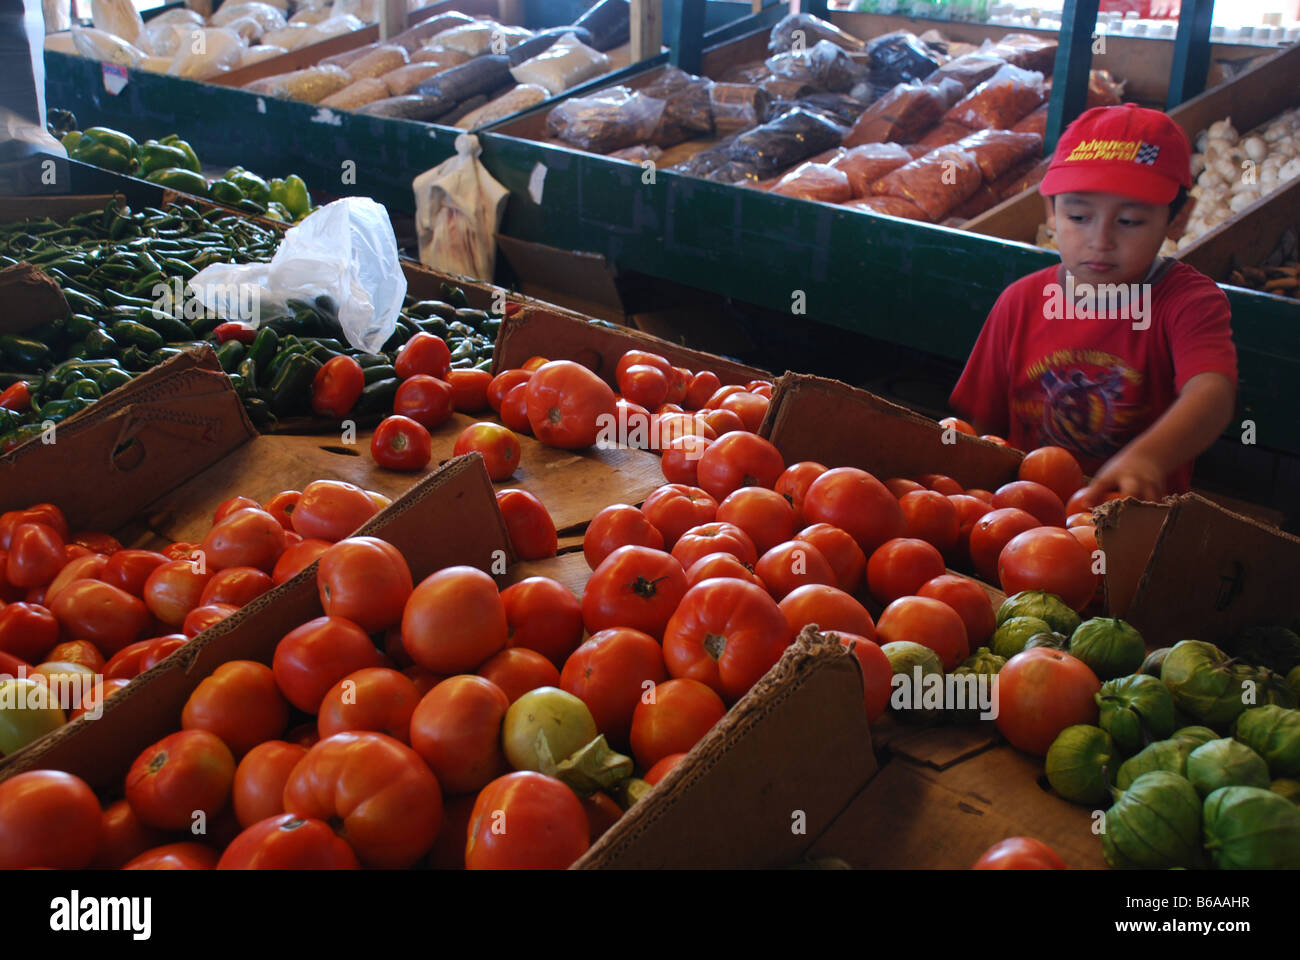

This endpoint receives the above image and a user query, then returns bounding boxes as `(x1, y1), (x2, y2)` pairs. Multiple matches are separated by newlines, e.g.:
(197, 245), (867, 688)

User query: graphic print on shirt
(1012, 348), (1147, 461)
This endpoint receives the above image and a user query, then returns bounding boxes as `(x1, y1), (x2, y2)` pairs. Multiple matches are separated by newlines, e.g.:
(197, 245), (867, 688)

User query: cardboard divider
(1094, 498), (1172, 619)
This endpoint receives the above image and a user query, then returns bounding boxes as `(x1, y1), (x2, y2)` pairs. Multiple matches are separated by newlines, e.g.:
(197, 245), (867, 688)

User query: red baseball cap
(1040, 103), (1192, 205)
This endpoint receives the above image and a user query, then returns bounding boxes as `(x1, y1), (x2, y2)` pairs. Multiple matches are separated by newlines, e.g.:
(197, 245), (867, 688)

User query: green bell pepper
(280, 175), (311, 219)
(209, 180), (245, 206)
(264, 202), (292, 223)
(145, 167), (209, 197)
(228, 171), (271, 206)
(137, 141), (192, 178)
(61, 130), (83, 153)
(70, 127), (138, 174)
(159, 135), (201, 173)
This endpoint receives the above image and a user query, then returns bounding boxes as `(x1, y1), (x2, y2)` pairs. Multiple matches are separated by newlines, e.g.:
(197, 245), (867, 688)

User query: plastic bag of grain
(945, 64), (1045, 130)
(871, 145), (982, 220)
(952, 128), (1042, 181)
(770, 162), (852, 203)
(70, 26), (146, 67)
(91, 0), (143, 46)
(510, 32), (610, 97)
(321, 78), (392, 110)
(246, 65), (354, 103)
(829, 142), (913, 197)
(344, 44), (409, 80)
(455, 85), (549, 129)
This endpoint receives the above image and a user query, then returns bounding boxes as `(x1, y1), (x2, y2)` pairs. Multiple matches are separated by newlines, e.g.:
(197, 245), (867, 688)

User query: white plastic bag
(168, 28), (246, 81)
(43, 0), (70, 34)
(510, 31), (610, 96)
(188, 198), (406, 354)
(71, 25), (147, 67)
(412, 133), (509, 282)
(91, 0), (143, 45)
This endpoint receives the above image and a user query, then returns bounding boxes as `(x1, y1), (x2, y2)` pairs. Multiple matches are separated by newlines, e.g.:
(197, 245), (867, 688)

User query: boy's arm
(1086, 371), (1235, 500)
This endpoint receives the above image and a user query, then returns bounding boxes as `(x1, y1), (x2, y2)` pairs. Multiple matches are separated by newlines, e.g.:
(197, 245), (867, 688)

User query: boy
(950, 103), (1237, 501)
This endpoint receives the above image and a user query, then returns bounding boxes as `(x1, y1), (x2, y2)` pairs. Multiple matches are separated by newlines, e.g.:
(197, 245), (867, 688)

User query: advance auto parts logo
(1063, 139), (1160, 165)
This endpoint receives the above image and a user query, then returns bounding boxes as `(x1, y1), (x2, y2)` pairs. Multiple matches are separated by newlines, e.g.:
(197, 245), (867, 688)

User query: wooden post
(379, 0), (407, 42)
(631, 0), (663, 63)
(1166, 0), (1216, 110)
(1044, 0), (1100, 155)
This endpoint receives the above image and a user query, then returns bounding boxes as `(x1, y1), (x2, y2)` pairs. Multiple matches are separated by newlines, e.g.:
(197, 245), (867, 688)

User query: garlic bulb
(1207, 118), (1238, 143)
(1243, 136), (1267, 162)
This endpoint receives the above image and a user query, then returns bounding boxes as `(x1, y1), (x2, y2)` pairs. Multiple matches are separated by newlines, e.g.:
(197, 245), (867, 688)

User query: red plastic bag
(945, 64), (1045, 131)
(770, 162), (852, 203)
(844, 82), (946, 145)
(829, 143), (913, 198)
(870, 145), (982, 221)
(841, 196), (931, 222)
(980, 34), (1057, 74)
(1012, 104), (1048, 137)
(953, 129), (1043, 181)
(916, 120), (973, 150)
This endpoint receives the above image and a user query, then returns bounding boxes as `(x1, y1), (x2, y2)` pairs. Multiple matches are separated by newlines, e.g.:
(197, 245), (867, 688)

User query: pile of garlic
(1162, 108), (1300, 255)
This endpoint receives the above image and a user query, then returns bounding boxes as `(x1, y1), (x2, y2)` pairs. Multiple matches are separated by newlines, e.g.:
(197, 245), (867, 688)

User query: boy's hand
(1087, 449), (1167, 502)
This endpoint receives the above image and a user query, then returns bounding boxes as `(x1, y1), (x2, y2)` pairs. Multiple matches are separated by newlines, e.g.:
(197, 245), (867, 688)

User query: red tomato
(200, 566), (273, 608)
(524, 360), (617, 450)
(779, 584), (875, 639)
(317, 536), (412, 634)
(796, 523), (866, 594)
(918, 473), (964, 496)
(685, 552), (764, 588)
(466, 771), (589, 870)
(838, 633), (892, 721)
(100, 549), (169, 597)
(644, 753), (688, 785)
(292, 480), (380, 542)
(317, 667), (421, 744)
(182, 602), (237, 637)
(311, 355), (365, 419)
(993, 480), (1067, 528)
(866, 537), (947, 605)
(885, 477), (926, 499)
(584, 503), (665, 570)
(939, 416), (976, 436)
(6, 522), (66, 590)
(90, 799), (168, 869)
(698, 407), (746, 436)
(917, 574), (996, 649)
(263, 490), (301, 530)
(968, 508), (1040, 583)
(998, 526), (1097, 612)
(394, 374), (455, 431)
(271, 537), (331, 586)
(661, 434), (712, 486)
(448, 368), (492, 413)
(640, 484), (718, 548)
(973, 837), (1069, 870)
(476, 648), (561, 704)
(665, 367), (692, 406)
(272, 616), (384, 714)
(104, 637), (159, 680)
(948, 494), (994, 562)
(218, 813), (360, 869)
(630, 678), (726, 770)
(651, 412), (715, 454)
(670, 520), (757, 571)
(70, 676), (129, 720)
(487, 369), (533, 412)
(0, 770), (101, 869)
(967, 488), (995, 503)
(615, 349), (673, 384)
(1019, 446), (1085, 505)
(581, 546), (687, 641)
(12, 504), (69, 542)
(685, 370), (721, 410)
(46, 639), (105, 673)
(138, 635), (189, 673)
(980, 435), (1010, 448)
(496, 489), (557, 560)
(803, 468), (906, 557)
(402, 566), (507, 674)
(754, 539), (837, 600)
(995, 649), (1101, 756)
(0, 601), (59, 663)
(69, 530), (120, 555)
(498, 382), (532, 434)
(695, 432), (785, 501)
(718, 391), (768, 432)
(213, 497), (260, 525)
(499, 577), (584, 668)
(1067, 511), (1094, 528)
(201, 508), (286, 573)
(774, 461), (828, 524)
(453, 422), (521, 482)
(614, 398), (652, 450)
(662, 577), (792, 702)
(395, 332), (452, 381)
(876, 595), (969, 671)
(284, 731), (442, 868)
(371, 415), (432, 472)
(583, 791), (623, 843)
(560, 628), (668, 750)
(409, 675), (509, 795)
(125, 729), (236, 831)
(232, 740), (308, 829)
(182, 660), (289, 757)
(705, 384), (747, 408)
(162, 541), (200, 561)
(141, 558), (212, 628)
(123, 842), (218, 870)
(899, 490), (961, 554)
(618, 363), (669, 409)
(717, 486), (796, 556)
(51, 579), (150, 654)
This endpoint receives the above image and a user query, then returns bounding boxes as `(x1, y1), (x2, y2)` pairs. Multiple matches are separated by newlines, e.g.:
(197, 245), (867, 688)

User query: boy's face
(1044, 192), (1186, 287)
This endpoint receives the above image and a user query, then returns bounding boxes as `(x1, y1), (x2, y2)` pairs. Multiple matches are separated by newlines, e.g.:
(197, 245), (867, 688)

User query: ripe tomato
(182, 660), (289, 757)
(284, 731), (443, 868)
(980, 435), (1010, 448)
(966, 488), (995, 504)
(218, 813), (359, 869)
(487, 369), (533, 412)
(973, 837), (1068, 870)
(138, 635), (189, 672)
(630, 678), (726, 770)
(453, 422), (521, 481)
(995, 649), (1101, 756)
(651, 412), (715, 454)
(201, 508), (288, 573)
(395, 332), (452, 381)
(44, 553), (107, 607)
(663, 577), (791, 702)
(318, 667), (420, 744)
(70, 676), (129, 720)
(719, 392), (768, 432)
(685, 371), (721, 409)
(232, 740), (308, 829)
(948, 494), (993, 562)
(125, 729), (236, 831)
(755, 540), (837, 599)
(993, 480), (1067, 528)
(0, 770), (101, 869)
(6, 523), (66, 588)
(1, 505), (68, 544)
(584, 504), (665, 570)
(311, 355), (365, 419)
(263, 490), (301, 530)
(796, 523), (866, 594)
(162, 541), (200, 562)
(885, 478), (925, 498)
(122, 842), (219, 870)
(476, 648), (561, 704)
(499, 381), (532, 434)
(998, 526), (1097, 612)
(371, 415), (432, 472)
(496, 489), (557, 560)
(448, 368), (492, 413)
(466, 771), (589, 870)
(199, 566), (273, 609)
(917, 574), (996, 649)
(1066, 511), (1094, 528)
(100, 549), (169, 597)
(661, 434), (712, 486)
(582, 546), (687, 641)
(409, 675), (509, 795)
(271, 537), (331, 586)
(272, 616), (383, 714)
(104, 638), (159, 680)
(1019, 446), (1085, 505)
(393, 374), (454, 431)
(705, 384), (746, 408)
(918, 473), (964, 496)
(560, 628), (668, 749)
(779, 584), (875, 639)
(0, 602), (59, 663)
(500, 577), (583, 668)
(51, 579), (149, 654)
(803, 468), (906, 557)
(716, 486), (796, 556)
(774, 461), (828, 523)
(665, 367), (692, 406)
(876, 595), (969, 671)
(615, 349), (674, 384)
(614, 398), (652, 450)
(525, 360), (617, 450)
(618, 363), (669, 409)
(141, 558), (212, 628)
(292, 480), (380, 542)
(182, 602), (236, 638)
(698, 407), (746, 436)
(939, 416), (976, 436)
(90, 799), (168, 869)
(866, 538), (947, 605)
(46, 639), (105, 673)
(644, 753), (688, 785)
(640, 484), (718, 548)
(685, 552), (763, 588)
(670, 521), (757, 571)
(403, 566), (507, 674)
(695, 432), (785, 501)
(213, 497), (260, 525)
(317, 536), (412, 634)
(899, 490), (961, 554)
(968, 507), (1040, 583)
(838, 633), (892, 721)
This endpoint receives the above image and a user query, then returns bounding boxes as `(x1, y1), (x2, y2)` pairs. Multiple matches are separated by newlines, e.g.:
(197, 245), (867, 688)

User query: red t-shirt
(949, 260), (1237, 493)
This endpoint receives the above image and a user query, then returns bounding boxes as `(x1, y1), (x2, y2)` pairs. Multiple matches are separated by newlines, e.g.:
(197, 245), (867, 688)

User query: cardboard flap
(575, 628), (877, 868)
(761, 374), (1022, 492)
(1094, 499), (1171, 619)
(497, 236), (626, 321)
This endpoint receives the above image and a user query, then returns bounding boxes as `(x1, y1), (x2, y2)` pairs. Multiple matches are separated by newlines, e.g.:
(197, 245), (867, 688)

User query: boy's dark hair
(1052, 187), (1190, 222)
